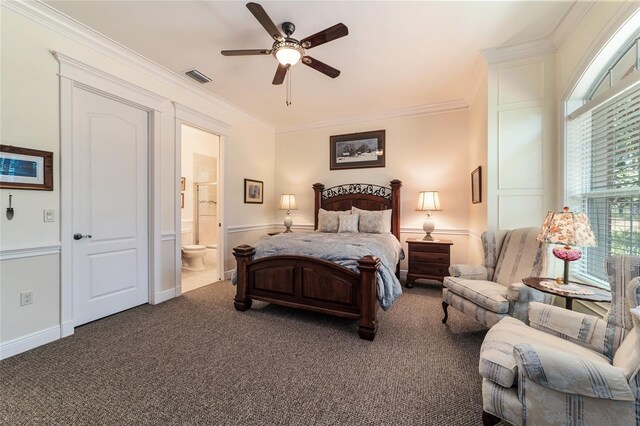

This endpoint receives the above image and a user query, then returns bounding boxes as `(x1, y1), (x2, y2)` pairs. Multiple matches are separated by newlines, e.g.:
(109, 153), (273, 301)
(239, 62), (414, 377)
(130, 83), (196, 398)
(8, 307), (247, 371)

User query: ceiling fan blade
(300, 23), (348, 49)
(246, 2), (284, 42)
(272, 64), (288, 85)
(302, 56), (340, 78)
(221, 49), (271, 56)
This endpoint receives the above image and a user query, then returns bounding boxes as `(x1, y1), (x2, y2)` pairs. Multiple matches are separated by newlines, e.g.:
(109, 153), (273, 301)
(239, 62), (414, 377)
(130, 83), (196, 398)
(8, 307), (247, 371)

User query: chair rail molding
(0, 242), (62, 261)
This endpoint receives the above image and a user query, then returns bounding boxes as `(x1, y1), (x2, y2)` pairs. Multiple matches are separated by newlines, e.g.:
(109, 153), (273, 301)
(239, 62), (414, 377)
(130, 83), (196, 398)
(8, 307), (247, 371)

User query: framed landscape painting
(330, 130), (385, 170)
(244, 178), (263, 204)
(0, 145), (53, 191)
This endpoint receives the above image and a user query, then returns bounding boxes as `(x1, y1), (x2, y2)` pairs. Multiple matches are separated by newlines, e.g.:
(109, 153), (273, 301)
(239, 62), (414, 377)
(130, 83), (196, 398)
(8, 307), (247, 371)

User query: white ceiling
(45, 1), (575, 128)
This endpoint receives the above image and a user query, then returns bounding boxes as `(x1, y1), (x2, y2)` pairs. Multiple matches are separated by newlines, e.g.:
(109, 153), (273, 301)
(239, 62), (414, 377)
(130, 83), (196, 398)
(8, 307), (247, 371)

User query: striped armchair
(479, 255), (640, 426)
(442, 227), (556, 328)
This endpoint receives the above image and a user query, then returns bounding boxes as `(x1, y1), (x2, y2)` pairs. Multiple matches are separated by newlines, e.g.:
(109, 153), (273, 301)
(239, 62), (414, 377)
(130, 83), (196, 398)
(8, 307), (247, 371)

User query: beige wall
(0, 5), (275, 352)
(468, 71), (489, 265)
(275, 110), (471, 270)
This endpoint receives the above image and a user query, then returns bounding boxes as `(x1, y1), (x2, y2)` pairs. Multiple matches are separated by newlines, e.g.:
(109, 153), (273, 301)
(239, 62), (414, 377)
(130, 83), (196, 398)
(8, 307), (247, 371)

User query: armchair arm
(448, 264), (489, 280)
(507, 282), (554, 304)
(513, 343), (634, 401)
(528, 302), (607, 354)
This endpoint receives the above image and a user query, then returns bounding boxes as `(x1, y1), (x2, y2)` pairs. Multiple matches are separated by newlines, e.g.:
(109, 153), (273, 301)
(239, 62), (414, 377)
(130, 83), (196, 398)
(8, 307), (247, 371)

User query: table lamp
(416, 191), (442, 241)
(536, 207), (596, 284)
(278, 194), (297, 233)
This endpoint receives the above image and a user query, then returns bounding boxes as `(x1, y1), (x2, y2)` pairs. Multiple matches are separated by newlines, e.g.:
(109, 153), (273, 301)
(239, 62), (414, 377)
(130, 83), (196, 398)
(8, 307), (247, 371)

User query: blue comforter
(233, 232), (404, 310)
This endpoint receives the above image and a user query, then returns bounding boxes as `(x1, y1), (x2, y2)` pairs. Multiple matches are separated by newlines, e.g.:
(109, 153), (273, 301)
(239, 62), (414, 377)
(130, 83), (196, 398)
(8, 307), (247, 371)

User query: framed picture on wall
(180, 177), (186, 192)
(244, 178), (263, 204)
(0, 145), (54, 191)
(330, 129), (385, 170)
(471, 166), (482, 204)
(181, 193), (184, 209)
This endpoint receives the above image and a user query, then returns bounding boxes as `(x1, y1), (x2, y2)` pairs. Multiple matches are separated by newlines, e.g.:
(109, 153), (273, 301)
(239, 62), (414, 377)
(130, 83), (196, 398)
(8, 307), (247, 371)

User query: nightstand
(405, 238), (453, 288)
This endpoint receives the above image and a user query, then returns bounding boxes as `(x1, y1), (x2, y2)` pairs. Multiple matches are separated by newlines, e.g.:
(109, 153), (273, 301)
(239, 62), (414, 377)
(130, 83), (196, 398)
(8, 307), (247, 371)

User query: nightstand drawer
(409, 251), (449, 264)
(409, 243), (450, 253)
(410, 262), (449, 276)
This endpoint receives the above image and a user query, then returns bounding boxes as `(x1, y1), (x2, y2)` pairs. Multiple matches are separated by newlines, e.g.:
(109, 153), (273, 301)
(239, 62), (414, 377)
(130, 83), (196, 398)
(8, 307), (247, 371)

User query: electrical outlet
(20, 291), (33, 306)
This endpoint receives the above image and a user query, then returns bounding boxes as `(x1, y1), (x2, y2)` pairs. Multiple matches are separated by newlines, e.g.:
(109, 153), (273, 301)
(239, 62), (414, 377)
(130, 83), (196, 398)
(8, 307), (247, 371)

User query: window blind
(566, 84), (640, 285)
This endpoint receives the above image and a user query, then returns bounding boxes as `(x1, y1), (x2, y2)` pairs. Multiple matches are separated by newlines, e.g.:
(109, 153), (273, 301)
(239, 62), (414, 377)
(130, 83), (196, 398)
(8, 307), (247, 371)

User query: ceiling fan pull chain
(286, 65), (292, 106)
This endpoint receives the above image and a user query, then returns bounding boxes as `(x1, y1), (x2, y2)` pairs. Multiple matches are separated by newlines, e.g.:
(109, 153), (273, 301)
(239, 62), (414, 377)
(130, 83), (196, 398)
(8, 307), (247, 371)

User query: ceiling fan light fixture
(274, 41), (304, 66)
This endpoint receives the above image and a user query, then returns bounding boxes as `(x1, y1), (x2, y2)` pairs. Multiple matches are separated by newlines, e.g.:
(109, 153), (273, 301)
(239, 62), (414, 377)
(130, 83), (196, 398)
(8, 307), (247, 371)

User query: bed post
(313, 183), (324, 231)
(390, 179), (402, 240)
(233, 245), (255, 311)
(357, 255), (380, 340)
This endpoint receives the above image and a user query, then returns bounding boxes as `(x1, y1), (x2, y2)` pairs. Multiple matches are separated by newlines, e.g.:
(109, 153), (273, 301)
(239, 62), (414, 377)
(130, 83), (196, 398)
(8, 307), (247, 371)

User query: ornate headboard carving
(313, 180), (402, 240)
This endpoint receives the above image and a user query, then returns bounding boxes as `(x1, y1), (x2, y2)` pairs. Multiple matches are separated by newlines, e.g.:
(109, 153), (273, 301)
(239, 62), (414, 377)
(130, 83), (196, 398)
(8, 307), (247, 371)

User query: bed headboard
(313, 180), (402, 240)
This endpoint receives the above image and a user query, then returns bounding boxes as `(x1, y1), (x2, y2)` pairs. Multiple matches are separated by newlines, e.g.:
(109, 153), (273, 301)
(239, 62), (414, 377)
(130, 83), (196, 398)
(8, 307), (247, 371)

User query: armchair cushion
(448, 264), (489, 280)
(493, 227), (544, 287)
(612, 306), (640, 380)
(514, 342), (634, 401)
(529, 302), (599, 343)
(480, 317), (610, 388)
(442, 277), (509, 314)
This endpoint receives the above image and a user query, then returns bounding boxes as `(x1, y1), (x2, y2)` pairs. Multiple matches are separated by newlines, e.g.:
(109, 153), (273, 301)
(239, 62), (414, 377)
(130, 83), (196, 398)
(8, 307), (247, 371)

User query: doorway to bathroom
(180, 124), (221, 293)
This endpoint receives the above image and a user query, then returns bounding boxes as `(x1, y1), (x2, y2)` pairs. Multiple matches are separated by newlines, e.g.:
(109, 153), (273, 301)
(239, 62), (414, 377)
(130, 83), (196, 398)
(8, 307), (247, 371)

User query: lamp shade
(417, 191), (442, 212)
(536, 207), (596, 247)
(278, 194), (298, 211)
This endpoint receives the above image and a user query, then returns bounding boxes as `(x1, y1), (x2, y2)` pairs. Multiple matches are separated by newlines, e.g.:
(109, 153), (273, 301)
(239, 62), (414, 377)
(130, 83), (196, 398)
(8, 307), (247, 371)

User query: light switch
(43, 209), (55, 222)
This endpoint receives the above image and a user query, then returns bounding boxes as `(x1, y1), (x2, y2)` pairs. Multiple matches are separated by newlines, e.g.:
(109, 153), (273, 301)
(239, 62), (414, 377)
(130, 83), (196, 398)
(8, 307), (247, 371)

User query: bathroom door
(72, 87), (149, 326)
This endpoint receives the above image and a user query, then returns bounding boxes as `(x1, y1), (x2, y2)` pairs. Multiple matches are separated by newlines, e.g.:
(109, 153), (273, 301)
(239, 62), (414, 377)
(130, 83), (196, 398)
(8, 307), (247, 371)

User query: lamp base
(283, 214), (293, 233)
(552, 245), (582, 285)
(283, 227), (293, 233)
(422, 233), (435, 242)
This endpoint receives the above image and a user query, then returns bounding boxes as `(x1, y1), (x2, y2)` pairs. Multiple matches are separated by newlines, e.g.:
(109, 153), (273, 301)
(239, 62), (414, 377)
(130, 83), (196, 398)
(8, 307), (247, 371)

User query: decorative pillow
(358, 210), (386, 234)
(317, 209), (350, 233)
(338, 213), (359, 233)
(352, 207), (392, 233)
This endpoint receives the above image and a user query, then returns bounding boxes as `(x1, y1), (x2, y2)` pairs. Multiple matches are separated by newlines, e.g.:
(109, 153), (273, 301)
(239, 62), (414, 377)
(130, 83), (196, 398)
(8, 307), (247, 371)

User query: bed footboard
(232, 245), (381, 340)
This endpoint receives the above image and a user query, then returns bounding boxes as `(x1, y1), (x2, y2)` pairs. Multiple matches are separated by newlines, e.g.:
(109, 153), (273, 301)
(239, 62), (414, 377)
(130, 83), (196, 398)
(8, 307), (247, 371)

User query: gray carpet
(1, 282), (492, 425)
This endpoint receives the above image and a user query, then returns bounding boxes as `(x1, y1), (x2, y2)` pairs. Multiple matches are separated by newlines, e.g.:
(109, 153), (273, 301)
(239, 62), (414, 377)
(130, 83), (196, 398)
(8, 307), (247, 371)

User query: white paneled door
(72, 87), (149, 326)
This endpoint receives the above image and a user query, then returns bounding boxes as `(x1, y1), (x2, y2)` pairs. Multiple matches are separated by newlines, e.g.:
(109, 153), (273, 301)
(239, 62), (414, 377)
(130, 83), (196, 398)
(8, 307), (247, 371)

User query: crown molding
(2, 0), (274, 130)
(482, 38), (556, 65)
(275, 99), (469, 134)
(464, 52), (488, 106)
(551, 1), (595, 48)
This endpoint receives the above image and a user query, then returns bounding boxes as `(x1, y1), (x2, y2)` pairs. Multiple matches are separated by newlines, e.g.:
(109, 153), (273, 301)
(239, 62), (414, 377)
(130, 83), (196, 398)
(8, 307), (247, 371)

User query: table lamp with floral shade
(536, 207), (597, 284)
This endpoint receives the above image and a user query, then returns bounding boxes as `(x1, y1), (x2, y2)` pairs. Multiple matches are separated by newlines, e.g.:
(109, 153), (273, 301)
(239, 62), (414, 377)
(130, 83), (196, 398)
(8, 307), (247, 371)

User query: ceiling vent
(185, 69), (212, 84)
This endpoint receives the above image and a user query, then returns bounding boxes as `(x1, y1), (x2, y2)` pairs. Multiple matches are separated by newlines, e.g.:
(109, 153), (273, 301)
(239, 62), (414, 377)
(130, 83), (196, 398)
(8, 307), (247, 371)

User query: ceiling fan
(221, 2), (349, 86)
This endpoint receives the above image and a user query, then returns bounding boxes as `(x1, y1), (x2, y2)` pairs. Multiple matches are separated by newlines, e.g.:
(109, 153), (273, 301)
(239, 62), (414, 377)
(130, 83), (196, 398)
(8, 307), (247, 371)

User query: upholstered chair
(442, 228), (557, 328)
(479, 255), (640, 426)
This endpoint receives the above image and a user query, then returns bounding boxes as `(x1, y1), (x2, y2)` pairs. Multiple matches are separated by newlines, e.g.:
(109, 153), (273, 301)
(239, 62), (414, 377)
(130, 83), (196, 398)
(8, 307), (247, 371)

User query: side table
(522, 277), (611, 310)
(405, 238), (453, 288)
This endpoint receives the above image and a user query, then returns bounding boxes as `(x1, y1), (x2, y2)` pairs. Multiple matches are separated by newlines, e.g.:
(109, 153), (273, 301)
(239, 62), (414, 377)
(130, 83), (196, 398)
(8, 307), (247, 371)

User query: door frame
(55, 52), (167, 337)
(174, 103), (229, 296)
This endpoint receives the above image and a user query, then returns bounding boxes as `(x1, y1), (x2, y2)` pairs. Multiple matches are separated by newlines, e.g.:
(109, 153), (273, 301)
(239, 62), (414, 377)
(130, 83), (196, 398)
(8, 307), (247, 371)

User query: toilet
(182, 244), (207, 271)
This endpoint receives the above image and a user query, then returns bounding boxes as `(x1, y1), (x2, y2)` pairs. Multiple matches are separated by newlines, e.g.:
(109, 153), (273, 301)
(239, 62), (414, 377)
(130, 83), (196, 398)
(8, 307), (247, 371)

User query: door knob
(73, 233), (92, 240)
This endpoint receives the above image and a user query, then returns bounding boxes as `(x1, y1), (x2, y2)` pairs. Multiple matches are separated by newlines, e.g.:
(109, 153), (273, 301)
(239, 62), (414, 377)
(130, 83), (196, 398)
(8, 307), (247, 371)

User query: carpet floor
(1, 281), (494, 425)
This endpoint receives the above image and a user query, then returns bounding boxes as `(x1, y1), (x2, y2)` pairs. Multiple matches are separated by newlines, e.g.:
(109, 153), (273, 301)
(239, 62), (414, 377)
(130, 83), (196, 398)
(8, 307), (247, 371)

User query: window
(566, 35), (640, 286)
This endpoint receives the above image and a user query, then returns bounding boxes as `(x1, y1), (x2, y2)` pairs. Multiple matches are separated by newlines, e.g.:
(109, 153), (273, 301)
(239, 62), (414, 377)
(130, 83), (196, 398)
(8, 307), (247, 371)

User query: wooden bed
(233, 179), (402, 340)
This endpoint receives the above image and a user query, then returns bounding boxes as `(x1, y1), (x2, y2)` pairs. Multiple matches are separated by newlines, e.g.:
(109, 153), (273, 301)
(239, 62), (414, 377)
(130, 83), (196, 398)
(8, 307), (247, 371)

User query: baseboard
(153, 288), (176, 304)
(61, 320), (75, 337)
(224, 270), (234, 280)
(0, 325), (61, 360)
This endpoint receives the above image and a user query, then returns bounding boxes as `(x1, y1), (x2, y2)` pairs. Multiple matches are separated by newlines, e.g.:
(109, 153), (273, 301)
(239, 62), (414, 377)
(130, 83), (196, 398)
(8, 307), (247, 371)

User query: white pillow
(338, 214), (359, 233)
(352, 207), (392, 233)
(317, 208), (350, 233)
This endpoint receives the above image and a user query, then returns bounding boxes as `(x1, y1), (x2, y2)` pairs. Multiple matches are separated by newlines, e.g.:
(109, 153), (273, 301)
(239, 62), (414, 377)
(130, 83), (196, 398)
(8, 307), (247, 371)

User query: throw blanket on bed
(232, 233), (404, 310)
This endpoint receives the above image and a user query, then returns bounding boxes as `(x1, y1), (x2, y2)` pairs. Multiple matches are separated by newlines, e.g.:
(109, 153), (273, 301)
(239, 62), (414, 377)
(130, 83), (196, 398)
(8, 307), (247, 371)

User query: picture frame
(180, 177), (186, 192)
(244, 178), (263, 204)
(181, 193), (184, 209)
(330, 129), (385, 170)
(0, 145), (53, 191)
(471, 166), (482, 204)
